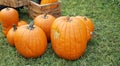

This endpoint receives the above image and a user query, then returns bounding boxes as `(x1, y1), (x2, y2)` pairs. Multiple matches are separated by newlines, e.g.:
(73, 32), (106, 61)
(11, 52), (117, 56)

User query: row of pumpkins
(0, 7), (94, 60)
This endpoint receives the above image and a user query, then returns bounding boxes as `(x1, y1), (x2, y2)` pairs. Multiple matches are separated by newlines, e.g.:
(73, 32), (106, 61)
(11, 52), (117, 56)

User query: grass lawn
(0, 0), (120, 66)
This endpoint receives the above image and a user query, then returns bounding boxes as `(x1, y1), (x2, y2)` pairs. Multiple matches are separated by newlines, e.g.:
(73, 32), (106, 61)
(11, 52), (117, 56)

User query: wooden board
(0, 0), (29, 8)
(28, 1), (61, 19)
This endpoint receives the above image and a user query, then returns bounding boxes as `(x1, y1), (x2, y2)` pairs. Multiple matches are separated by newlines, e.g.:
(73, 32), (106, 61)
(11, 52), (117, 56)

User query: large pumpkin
(14, 21), (47, 58)
(34, 14), (55, 41)
(51, 16), (87, 60)
(41, 0), (58, 9)
(76, 16), (94, 41)
(7, 25), (17, 46)
(0, 8), (19, 36)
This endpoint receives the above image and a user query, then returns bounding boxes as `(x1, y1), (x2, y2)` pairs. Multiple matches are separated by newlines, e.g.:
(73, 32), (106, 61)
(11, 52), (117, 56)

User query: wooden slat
(28, 1), (61, 19)
(0, 0), (29, 8)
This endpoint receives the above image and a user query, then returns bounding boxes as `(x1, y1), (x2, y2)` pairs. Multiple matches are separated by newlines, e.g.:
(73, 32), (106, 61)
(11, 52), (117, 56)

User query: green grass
(0, 0), (120, 66)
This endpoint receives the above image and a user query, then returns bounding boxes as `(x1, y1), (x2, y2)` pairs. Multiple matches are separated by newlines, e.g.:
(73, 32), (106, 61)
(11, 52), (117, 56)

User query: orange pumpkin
(0, 8), (19, 36)
(41, 0), (58, 9)
(51, 16), (87, 60)
(76, 16), (94, 41)
(2, 26), (11, 36)
(34, 13), (55, 41)
(0, 12), (1, 22)
(7, 24), (17, 46)
(18, 20), (27, 26)
(14, 21), (47, 58)
(41, 0), (58, 4)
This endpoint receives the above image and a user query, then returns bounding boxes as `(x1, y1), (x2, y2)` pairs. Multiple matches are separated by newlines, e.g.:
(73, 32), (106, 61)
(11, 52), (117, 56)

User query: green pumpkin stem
(13, 24), (17, 31)
(43, 12), (48, 19)
(28, 21), (34, 30)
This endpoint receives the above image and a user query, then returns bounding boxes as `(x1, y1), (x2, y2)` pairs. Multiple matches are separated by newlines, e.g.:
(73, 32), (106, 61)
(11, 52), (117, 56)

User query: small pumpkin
(51, 16), (87, 60)
(34, 13), (55, 41)
(7, 24), (17, 46)
(18, 20), (27, 26)
(41, 0), (58, 4)
(76, 16), (94, 41)
(2, 26), (11, 36)
(0, 7), (19, 36)
(76, 16), (94, 32)
(0, 8), (19, 27)
(14, 21), (47, 58)
(41, 0), (58, 9)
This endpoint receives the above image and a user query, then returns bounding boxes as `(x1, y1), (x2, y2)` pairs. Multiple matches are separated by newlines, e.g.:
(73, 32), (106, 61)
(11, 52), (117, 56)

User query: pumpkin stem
(43, 13), (48, 19)
(28, 21), (34, 30)
(13, 24), (17, 31)
(83, 16), (87, 20)
(6, 7), (10, 10)
(66, 16), (72, 22)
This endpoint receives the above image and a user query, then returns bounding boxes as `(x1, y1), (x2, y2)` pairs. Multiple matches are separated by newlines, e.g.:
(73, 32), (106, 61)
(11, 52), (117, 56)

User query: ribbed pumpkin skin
(14, 25), (47, 58)
(41, 0), (58, 9)
(51, 16), (87, 60)
(7, 21), (26, 46)
(34, 14), (55, 41)
(76, 16), (94, 41)
(2, 26), (11, 36)
(18, 20), (27, 26)
(0, 12), (1, 22)
(0, 8), (19, 36)
(7, 28), (16, 46)
(77, 16), (94, 32)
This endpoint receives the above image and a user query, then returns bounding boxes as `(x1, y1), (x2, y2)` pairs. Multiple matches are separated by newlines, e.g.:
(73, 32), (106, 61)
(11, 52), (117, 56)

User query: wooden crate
(0, 0), (29, 8)
(28, 1), (61, 19)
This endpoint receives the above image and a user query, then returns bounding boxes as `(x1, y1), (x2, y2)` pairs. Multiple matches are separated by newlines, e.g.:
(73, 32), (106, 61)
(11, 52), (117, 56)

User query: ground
(0, 0), (120, 66)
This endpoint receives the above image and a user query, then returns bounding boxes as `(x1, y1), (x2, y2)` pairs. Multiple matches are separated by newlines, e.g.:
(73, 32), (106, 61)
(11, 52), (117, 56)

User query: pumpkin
(7, 24), (17, 46)
(0, 8), (19, 36)
(76, 16), (94, 41)
(76, 16), (94, 32)
(51, 16), (87, 60)
(14, 21), (47, 58)
(0, 11), (1, 22)
(2, 26), (11, 36)
(41, 0), (58, 9)
(0, 8), (19, 27)
(34, 13), (55, 41)
(2, 29), (9, 36)
(18, 20), (27, 26)
(41, 0), (58, 4)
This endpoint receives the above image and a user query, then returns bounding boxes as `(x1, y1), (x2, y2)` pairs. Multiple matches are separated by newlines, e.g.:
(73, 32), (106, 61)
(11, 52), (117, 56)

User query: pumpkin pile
(0, 7), (94, 60)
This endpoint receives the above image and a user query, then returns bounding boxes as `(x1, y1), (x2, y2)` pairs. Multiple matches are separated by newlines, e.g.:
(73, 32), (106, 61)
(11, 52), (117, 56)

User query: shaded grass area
(0, 0), (120, 66)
